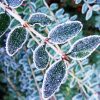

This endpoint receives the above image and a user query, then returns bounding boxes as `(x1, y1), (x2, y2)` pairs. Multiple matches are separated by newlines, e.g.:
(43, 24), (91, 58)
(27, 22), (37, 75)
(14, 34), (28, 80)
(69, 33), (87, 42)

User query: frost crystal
(42, 60), (66, 99)
(29, 13), (52, 26)
(6, 26), (28, 56)
(33, 44), (49, 70)
(48, 21), (83, 44)
(68, 35), (100, 60)
(0, 13), (10, 38)
(4, 0), (24, 8)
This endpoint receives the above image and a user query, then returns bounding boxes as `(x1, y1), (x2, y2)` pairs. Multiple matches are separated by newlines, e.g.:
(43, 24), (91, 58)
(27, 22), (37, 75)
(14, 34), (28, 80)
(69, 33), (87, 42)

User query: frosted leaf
(68, 35), (100, 60)
(72, 93), (83, 100)
(33, 44), (49, 70)
(85, 9), (93, 20)
(4, 0), (24, 8)
(29, 13), (53, 26)
(82, 3), (88, 14)
(42, 60), (66, 99)
(48, 21), (83, 44)
(0, 13), (10, 38)
(6, 26), (28, 56)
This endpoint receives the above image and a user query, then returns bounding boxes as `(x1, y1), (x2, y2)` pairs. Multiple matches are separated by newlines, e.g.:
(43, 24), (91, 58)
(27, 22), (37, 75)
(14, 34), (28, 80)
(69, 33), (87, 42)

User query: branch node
(44, 38), (50, 44)
(62, 54), (70, 62)
(23, 22), (29, 28)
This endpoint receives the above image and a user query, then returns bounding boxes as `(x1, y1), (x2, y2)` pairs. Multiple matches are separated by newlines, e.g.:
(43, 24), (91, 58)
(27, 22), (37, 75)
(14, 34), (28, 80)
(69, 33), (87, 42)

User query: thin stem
(69, 69), (96, 94)
(6, 77), (22, 97)
(26, 23), (46, 40)
(43, 0), (58, 23)
(47, 42), (62, 56)
(27, 30), (40, 45)
(28, 58), (43, 100)
(77, 60), (84, 71)
(46, 50), (57, 61)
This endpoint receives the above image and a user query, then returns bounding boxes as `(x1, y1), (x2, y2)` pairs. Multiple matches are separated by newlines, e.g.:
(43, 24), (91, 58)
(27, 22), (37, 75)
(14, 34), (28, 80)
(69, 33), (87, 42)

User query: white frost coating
(42, 59), (67, 99)
(4, 0), (24, 8)
(33, 44), (49, 70)
(6, 26), (28, 56)
(68, 35), (100, 60)
(28, 12), (53, 27)
(48, 21), (83, 44)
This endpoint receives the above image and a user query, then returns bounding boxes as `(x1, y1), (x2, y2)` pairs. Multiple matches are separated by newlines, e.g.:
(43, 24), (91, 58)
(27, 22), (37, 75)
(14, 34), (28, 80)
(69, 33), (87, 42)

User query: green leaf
(33, 44), (49, 70)
(87, 0), (95, 4)
(29, 13), (53, 26)
(50, 3), (58, 11)
(42, 60), (66, 99)
(68, 35), (100, 60)
(75, 0), (82, 4)
(48, 21), (83, 44)
(82, 3), (88, 14)
(0, 13), (10, 38)
(6, 26), (28, 56)
(27, 38), (36, 48)
(92, 5), (100, 11)
(85, 9), (93, 20)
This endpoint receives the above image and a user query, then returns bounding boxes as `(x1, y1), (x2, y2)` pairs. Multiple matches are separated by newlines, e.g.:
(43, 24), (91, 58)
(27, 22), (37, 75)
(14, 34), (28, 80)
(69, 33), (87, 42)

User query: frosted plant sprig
(0, 1), (100, 100)
(43, 2), (100, 99)
(0, 2), (64, 57)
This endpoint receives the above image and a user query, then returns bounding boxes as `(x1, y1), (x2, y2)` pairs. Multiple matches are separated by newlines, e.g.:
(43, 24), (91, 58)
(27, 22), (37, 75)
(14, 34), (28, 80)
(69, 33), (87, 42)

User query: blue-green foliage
(0, 0), (100, 100)
(74, 0), (100, 20)
(50, 3), (58, 11)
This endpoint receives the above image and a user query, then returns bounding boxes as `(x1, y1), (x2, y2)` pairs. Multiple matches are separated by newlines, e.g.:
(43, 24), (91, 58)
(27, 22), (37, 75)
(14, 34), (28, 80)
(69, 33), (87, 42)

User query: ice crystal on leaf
(33, 44), (49, 70)
(6, 26), (28, 56)
(48, 21), (83, 44)
(29, 13), (53, 26)
(42, 60), (66, 99)
(4, 0), (24, 8)
(68, 35), (100, 60)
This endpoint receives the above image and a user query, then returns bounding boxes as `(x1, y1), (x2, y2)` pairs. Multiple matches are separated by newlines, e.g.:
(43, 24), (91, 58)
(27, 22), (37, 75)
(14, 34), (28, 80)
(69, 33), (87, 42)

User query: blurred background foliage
(0, 0), (100, 100)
